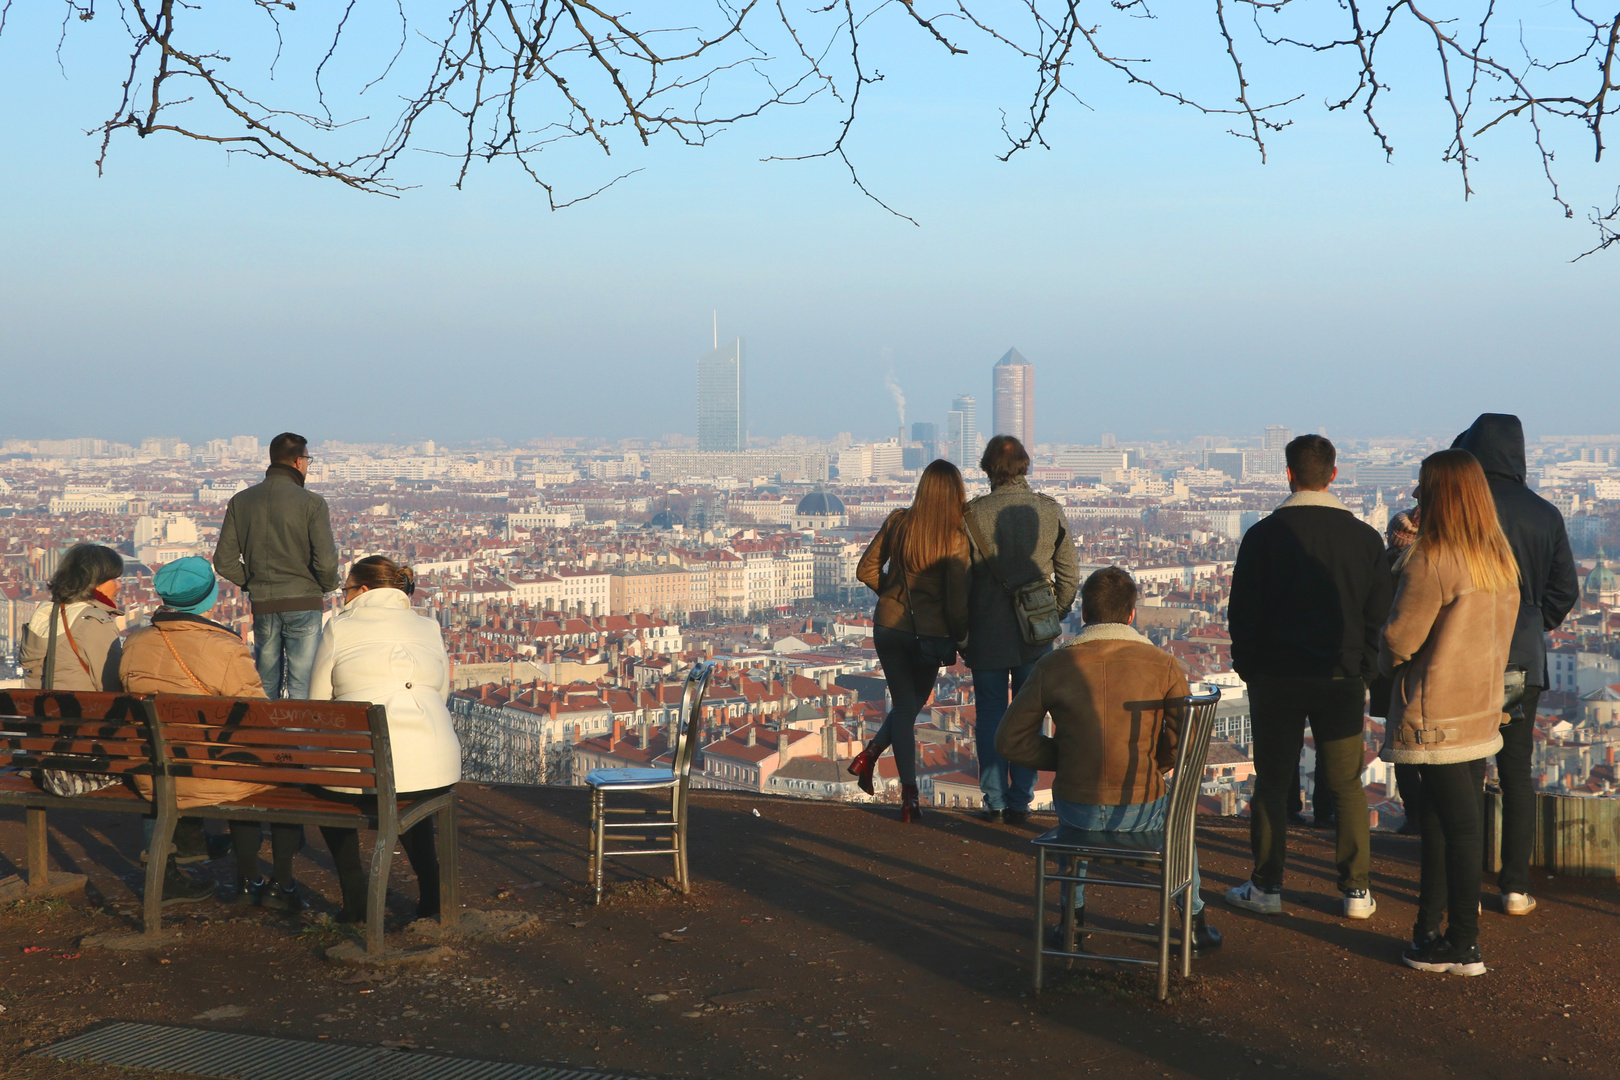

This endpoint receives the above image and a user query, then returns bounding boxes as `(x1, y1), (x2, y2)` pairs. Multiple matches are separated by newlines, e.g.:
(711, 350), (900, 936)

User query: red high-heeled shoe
(900, 784), (922, 823)
(847, 745), (878, 797)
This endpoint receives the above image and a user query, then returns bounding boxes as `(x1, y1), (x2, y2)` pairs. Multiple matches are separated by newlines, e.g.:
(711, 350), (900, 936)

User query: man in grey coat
(963, 435), (1080, 823)
(212, 432), (340, 699)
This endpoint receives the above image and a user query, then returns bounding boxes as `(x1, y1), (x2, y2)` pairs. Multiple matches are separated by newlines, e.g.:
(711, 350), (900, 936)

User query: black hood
(1452, 413), (1526, 485)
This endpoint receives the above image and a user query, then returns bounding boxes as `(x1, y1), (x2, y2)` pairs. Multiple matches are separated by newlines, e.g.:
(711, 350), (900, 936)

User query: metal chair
(585, 662), (713, 904)
(1031, 688), (1222, 1001)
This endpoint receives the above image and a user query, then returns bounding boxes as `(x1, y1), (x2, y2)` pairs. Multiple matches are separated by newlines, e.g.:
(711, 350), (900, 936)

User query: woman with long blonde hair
(1379, 449), (1519, 976)
(851, 459), (971, 822)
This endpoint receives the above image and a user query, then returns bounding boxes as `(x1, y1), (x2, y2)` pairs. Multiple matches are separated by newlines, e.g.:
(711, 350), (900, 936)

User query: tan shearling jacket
(995, 623), (1191, 806)
(122, 612), (271, 808)
(1378, 545), (1518, 765)
(121, 612), (268, 699)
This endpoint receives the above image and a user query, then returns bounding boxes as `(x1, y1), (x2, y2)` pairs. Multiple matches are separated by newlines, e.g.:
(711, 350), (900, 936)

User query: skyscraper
(1264, 425), (1293, 450)
(992, 348), (1034, 447)
(697, 338), (745, 452)
(946, 394), (978, 468)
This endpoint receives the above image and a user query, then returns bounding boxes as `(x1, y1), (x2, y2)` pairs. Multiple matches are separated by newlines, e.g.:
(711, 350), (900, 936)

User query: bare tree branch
(9, 1), (1620, 248)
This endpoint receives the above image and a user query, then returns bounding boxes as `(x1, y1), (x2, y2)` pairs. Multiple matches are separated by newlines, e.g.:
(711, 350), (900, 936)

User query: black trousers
(230, 821), (304, 888)
(1398, 686), (1538, 891)
(1247, 676), (1371, 892)
(316, 787), (450, 922)
(1495, 687), (1539, 895)
(1415, 757), (1487, 948)
(871, 624), (941, 787)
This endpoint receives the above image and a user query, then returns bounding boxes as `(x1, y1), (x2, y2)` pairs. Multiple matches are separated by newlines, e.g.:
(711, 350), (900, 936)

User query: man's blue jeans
(253, 609), (323, 700)
(973, 657), (1044, 812)
(1054, 794), (1205, 915)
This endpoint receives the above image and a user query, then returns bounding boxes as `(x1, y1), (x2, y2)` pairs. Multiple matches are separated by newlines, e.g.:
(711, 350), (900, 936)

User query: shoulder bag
(962, 512), (1063, 645)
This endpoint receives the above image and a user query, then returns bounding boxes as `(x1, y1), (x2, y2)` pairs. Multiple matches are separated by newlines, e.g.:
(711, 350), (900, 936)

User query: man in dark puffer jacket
(1452, 414), (1578, 917)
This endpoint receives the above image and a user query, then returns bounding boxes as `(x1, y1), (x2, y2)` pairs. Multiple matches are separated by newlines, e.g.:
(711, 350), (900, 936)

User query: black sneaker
(1402, 935), (1485, 976)
(159, 862), (216, 907)
(979, 809), (1004, 824)
(1003, 809), (1030, 826)
(236, 878), (305, 913)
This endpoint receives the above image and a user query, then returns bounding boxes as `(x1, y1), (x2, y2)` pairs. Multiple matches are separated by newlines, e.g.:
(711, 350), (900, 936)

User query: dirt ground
(0, 785), (1615, 1080)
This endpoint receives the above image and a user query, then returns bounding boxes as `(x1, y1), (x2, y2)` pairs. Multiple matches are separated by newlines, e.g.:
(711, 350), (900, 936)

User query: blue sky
(2, 3), (1616, 447)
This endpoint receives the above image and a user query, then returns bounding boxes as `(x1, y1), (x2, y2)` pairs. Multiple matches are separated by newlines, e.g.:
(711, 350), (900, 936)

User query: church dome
(649, 507), (684, 529)
(1586, 549), (1617, 598)
(796, 490), (846, 516)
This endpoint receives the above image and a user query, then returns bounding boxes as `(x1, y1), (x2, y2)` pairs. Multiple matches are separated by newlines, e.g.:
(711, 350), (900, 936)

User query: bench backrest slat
(151, 695), (385, 794)
(0, 692), (155, 776)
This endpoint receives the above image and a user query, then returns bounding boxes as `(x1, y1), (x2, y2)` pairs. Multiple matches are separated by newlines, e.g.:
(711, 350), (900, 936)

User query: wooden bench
(148, 694), (459, 955)
(0, 690), (168, 914)
(1, 690), (459, 956)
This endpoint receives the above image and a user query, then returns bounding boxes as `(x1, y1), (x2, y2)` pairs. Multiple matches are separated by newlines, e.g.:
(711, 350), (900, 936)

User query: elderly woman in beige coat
(1379, 450), (1518, 977)
(122, 556), (306, 911)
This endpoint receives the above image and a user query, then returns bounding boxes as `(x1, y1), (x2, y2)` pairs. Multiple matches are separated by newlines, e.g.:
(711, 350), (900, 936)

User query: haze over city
(3, 4), (1619, 444)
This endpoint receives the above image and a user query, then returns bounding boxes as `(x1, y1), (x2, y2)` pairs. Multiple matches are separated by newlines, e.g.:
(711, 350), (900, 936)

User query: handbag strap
(59, 607), (96, 680)
(155, 625), (211, 694)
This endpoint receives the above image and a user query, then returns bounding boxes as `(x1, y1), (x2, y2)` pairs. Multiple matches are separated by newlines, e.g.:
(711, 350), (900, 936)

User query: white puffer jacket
(310, 588), (461, 793)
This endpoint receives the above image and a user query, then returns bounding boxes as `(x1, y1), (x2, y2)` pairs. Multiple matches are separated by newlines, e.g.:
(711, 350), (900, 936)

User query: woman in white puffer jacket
(311, 555), (461, 923)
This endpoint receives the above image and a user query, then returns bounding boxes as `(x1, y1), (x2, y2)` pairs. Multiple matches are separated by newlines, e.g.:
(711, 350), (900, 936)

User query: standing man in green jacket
(963, 435), (1080, 824)
(212, 433), (340, 700)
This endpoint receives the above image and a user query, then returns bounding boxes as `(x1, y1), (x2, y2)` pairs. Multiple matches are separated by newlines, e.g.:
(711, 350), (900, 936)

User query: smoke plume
(884, 371), (906, 429)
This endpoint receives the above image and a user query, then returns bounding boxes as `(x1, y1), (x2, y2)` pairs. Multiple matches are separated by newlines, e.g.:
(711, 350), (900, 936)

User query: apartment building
(609, 564), (691, 619)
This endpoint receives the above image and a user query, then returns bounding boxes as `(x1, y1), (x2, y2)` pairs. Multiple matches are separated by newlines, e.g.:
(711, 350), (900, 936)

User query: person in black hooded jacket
(1451, 414), (1579, 915)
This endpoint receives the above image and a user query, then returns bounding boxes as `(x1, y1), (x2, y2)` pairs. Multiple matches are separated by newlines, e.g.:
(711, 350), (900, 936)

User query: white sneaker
(1343, 889), (1376, 920)
(1225, 880), (1283, 915)
(1502, 892), (1537, 916)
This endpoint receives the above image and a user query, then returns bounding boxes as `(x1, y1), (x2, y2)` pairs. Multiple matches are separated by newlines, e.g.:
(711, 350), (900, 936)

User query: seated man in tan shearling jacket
(997, 565), (1220, 953)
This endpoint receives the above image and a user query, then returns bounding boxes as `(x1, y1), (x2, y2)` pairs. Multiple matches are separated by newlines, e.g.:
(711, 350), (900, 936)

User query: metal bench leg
(1032, 849), (1048, 992)
(144, 802), (178, 937)
(437, 799), (459, 930)
(25, 809), (48, 889)
(367, 824), (397, 956)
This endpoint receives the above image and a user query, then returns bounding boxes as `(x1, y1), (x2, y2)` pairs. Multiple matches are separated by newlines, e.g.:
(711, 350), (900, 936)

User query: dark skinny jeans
(230, 821), (304, 889)
(1494, 686), (1540, 896)
(1416, 757), (1487, 949)
(1397, 688), (1538, 891)
(870, 624), (942, 788)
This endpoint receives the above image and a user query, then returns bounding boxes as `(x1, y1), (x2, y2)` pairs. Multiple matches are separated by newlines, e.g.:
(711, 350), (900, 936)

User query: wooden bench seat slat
(4, 757), (154, 774)
(168, 763), (378, 788)
(157, 726), (373, 750)
(0, 691), (142, 720)
(152, 697), (373, 733)
(0, 722), (146, 739)
(0, 738), (152, 756)
(165, 747), (378, 769)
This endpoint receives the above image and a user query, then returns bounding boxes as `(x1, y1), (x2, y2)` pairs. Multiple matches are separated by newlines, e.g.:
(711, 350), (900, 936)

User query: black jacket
(1452, 414), (1578, 688)
(1229, 491), (1392, 681)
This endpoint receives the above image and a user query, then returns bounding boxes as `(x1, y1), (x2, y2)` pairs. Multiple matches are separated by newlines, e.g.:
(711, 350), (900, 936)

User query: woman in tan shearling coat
(1378, 450), (1518, 977)
(122, 556), (306, 911)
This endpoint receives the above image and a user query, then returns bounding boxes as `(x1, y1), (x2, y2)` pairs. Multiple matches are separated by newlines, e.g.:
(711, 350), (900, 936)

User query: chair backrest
(670, 662), (715, 787)
(1163, 689), (1222, 891)
(0, 690), (156, 779)
(149, 695), (394, 801)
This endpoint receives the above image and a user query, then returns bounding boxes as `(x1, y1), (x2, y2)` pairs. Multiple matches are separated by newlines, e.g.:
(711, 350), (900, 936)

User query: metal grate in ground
(36, 1021), (651, 1080)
